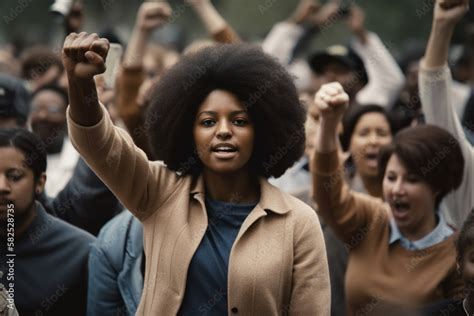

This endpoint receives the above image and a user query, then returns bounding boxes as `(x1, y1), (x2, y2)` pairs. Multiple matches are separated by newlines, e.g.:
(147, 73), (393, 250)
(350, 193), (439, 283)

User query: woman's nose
(392, 178), (405, 195)
(216, 121), (231, 139)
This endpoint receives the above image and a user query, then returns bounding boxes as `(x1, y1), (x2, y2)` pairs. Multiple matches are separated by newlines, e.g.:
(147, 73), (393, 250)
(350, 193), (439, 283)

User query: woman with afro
(62, 32), (330, 315)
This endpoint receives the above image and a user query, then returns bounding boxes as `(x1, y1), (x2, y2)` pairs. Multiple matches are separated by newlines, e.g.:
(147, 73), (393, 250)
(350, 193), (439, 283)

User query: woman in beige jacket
(62, 32), (330, 315)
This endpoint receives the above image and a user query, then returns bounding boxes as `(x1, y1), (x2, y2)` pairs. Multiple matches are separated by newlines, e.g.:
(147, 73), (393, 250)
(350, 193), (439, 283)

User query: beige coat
(67, 105), (330, 315)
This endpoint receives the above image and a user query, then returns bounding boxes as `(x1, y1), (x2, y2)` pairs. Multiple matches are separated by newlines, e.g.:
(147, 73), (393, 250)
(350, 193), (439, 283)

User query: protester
(312, 82), (465, 314)
(321, 103), (394, 315)
(0, 76), (120, 236)
(29, 84), (79, 197)
(115, 1), (175, 159)
(262, 1), (404, 108)
(88, 2), (244, 314)
(418, 0), (473, 228)
(340, 104), (394, 198)
(63, 31), (330, 315)
(0, 128), (94, 315)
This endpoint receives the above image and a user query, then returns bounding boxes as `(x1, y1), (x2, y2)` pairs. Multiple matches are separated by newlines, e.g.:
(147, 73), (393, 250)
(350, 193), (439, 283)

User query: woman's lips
(212, 150), (237, 160)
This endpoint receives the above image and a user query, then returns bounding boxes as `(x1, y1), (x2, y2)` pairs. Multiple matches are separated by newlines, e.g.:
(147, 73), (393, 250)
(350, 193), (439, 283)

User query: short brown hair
(378, 125), (464, 208)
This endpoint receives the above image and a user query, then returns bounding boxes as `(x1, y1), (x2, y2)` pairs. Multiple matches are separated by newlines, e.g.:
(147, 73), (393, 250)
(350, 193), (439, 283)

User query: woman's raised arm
(63, 32), (109, 126)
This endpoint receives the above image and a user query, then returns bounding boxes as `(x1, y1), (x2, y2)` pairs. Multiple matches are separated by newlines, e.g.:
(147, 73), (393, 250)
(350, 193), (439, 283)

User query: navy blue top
(178, 197), (256, 316)
(0, 202), (95, 316)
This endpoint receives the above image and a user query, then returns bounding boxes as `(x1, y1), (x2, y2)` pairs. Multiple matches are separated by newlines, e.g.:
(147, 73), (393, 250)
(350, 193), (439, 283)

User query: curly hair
(378, 124), (464, 208)
(147, 44), (306, 178)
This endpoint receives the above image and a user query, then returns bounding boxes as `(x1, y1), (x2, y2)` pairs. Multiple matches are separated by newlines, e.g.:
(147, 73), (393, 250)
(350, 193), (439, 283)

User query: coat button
(231, 307), (238, 313)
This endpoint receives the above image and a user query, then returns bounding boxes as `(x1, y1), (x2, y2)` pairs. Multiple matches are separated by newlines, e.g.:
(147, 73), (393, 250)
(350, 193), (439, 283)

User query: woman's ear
(35, 172), (47, 195)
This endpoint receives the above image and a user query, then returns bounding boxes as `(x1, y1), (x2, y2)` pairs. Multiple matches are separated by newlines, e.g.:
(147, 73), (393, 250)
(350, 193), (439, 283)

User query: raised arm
(262, 0), (339, 65)
(423, 0), (468, 69)
(63, 32), (181, 221)
(122, 2), (171, 69)
(116, 2), (171, 158)
(62, 32), (107, 126)
(187, 0), (241, 43)
(348, 5), (404, 108)
(419, 0), (473, 227)
(311, 82), (385, 243)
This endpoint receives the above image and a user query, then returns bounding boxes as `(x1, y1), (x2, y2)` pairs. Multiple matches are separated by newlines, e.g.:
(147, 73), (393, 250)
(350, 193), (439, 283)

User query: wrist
(67, 74), (95, 86)
(431, 19), (457, 34)
(319, 117), (341, 133)
(136, 24), (154, 36)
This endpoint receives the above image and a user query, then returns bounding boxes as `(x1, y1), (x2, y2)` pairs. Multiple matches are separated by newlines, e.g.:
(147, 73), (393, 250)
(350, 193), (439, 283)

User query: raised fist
(434, 0), (469, 26)
(62, 32), (110, 80)
(136, 2), (172, 33)
(313, 82), (349, 122)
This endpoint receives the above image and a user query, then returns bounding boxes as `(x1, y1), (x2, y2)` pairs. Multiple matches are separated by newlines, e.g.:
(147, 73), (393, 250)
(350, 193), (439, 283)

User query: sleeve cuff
(419, 59), (449, 73)
(67, 103), (110, 151)
(419, 60), (450, 82)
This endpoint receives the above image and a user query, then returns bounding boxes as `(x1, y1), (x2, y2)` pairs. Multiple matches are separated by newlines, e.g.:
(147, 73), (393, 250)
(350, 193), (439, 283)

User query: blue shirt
(178, 198), (256, 316)
(389, 211), (453, 250)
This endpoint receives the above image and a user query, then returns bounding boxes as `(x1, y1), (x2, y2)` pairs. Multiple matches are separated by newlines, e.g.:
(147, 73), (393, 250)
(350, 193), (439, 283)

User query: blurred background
(1, 0), (473, 59)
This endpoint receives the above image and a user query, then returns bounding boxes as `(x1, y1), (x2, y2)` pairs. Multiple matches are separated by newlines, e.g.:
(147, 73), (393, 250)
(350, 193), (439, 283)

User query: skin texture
(193, 89), (259, 203)
(0, 147), (45, 237)
(383, 154), (437, 241)
(30, 89), (68, 154)
(350, 112), (392, 178)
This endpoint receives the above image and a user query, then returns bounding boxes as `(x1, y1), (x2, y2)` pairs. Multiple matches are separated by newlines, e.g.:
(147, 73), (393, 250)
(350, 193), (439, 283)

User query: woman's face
(0, 147), (44, 223)
(349, 112), (392, 178)
(383, 154), (437, 238)
(193, 90), (255, 175)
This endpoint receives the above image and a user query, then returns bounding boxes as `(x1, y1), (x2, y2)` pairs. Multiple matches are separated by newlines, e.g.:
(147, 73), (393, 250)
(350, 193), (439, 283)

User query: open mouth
(211, 144), (238, 159)
(390, 200), (411, 220)
(364, 152), (379, 168)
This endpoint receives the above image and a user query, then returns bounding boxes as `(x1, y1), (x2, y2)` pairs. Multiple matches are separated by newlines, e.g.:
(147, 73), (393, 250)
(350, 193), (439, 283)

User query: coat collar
(190, 175), (291, 215)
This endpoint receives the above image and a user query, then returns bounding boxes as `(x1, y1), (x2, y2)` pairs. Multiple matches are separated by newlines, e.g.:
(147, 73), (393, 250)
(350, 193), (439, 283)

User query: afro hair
(147, 44), (306, 178)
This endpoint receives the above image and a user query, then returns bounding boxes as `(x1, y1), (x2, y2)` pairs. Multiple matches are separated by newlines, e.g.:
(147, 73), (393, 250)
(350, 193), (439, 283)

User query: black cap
(0, 74), (30, 122)
(308, 45), (368, 84)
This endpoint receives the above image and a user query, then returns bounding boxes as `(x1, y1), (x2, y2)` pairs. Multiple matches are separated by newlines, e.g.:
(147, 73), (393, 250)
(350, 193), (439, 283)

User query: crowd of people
(0, 0), (473, 315)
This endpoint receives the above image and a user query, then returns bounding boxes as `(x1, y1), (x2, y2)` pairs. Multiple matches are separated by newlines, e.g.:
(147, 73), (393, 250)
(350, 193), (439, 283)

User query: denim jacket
(87, 211), (144, 316)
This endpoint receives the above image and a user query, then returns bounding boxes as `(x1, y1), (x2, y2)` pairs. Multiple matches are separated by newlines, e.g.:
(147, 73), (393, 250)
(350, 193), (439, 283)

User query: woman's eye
(406, 176), (420, 183)
(233, 118), (247, 126)
(201, 119), (215, 127)
(386, 175), (396, 182)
